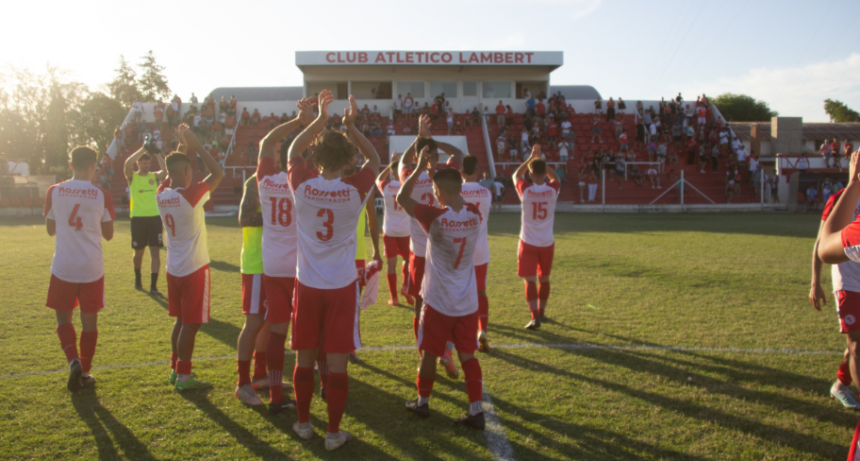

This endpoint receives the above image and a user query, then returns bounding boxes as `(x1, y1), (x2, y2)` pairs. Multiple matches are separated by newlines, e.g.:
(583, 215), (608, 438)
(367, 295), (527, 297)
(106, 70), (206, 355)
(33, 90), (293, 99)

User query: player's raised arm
(288, 90), (332, 162)
(513, 145), (541, 181)
(260, 98), (313, 164)
(344, 95), (380, 173)
(545, 161), (560, 184)
(399, 115), (430, 179)
(153, 152), (168, 182)
(124, 146), (147, 184)
(239, 179), (263, 227)
(397, 146), (430, 217)
(377, 162), (393, 185)
(435, 140), (464, 167)
(177, 123), (224, 190)
(820, 151), (860, 264)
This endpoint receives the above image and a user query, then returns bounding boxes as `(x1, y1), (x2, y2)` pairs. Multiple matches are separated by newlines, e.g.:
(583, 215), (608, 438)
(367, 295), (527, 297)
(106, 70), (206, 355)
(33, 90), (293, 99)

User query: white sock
(417, 396), (429, 406)
(177, 373), (190, 383)
(469, 400), (483, 416)
(445, 341), (455, 352)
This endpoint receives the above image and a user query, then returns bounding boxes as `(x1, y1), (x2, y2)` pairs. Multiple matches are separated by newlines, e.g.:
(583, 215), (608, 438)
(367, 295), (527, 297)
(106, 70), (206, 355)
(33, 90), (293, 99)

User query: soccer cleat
(348, 353), (362, 364)
(293, 421), (314, 440)
(830, 381), (860, 410)
(320, 387), (327, 402)
(455, 412), (486, 430)
(250, 377), (270, 391)
(234, 384), (264, 406)
(477, 331), (490, 353)
(268, 399), (297, 415)
(440, 350), (459, 379)
(400, 288), (414, 305)
(150, 288), (162, 296)
(174, 373), (213, 391)
(405, 399), (430, 419)
(387, 298), (399, 306)
(67, 359), (82, 392)
(135, 283), (144, 291)
(325, 430), (353, 451)
(525, 318), (541, 330)
(538, 313), (547, 322)
(169, 370), (177, 385)
(80, 373), (96, 389)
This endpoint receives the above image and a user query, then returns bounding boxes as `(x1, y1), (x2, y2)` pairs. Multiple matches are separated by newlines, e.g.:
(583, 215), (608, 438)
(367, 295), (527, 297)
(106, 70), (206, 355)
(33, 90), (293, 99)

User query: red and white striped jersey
(44, 180), (115, 283)
(460, 182), (492, 266)
(516, 179), (561, 247)
(415, 203), (482, 316)
(288, 158), (375, 289)
(400, 160), (460, 257)
(257, 158), (297, 278)
(377, 178), (411, 237)
(157, 180), (211, 277)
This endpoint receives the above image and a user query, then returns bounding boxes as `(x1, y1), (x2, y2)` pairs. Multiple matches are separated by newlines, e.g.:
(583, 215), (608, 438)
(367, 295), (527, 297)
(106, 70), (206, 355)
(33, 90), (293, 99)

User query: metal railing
(479, 104), (497, 176)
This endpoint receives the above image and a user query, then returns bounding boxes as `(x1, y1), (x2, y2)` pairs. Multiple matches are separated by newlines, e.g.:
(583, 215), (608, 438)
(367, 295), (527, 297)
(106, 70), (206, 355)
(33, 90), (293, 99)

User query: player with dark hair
(125, 143), (167, 293)
(513, 145), (561, 329)
(158, 123), (224, 390)
(398, 146), (485, 429)
(377, 153), (412, 306)
(44, 146), (116, 391)
(286, 91), (379, 450)
(459, 155), (493, 351)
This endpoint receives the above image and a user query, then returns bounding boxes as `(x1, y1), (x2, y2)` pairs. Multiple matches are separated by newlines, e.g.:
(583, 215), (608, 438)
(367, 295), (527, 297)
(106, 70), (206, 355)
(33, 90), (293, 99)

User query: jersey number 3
(317, 208), (334, 241)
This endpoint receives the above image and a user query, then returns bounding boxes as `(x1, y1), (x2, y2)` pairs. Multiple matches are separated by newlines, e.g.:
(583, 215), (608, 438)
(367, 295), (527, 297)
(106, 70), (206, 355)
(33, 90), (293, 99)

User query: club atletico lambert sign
(296, 51), (562, 66)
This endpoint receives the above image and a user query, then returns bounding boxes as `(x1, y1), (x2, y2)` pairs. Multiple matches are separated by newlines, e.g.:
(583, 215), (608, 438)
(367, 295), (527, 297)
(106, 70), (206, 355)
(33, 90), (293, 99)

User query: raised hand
(530, 144), (542, 160)
(343, 95), (359, 127)
(851, 150), (860, 184)
(391, 151), (400, 162)
(297, 98), (314, 126)
(416, 146), (430, 171)
(316, 89), (334, 122)
(419, 115), (431, 138)
(176, 123), (190, 145)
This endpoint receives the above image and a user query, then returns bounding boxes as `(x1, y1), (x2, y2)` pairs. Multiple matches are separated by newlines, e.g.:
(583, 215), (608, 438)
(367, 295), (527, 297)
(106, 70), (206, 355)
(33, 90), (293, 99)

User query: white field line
(483, 391), (516, 461)
(1, 342), (842, 381)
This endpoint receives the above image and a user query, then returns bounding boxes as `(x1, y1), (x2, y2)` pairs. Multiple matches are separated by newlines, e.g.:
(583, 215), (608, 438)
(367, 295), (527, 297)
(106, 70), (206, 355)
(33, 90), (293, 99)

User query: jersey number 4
(68, 204), (83, 231)
(269, 197), (293, 227)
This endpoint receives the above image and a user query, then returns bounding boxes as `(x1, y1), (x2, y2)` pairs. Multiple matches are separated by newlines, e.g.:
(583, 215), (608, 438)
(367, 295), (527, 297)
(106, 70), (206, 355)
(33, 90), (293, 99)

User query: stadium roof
(729, 122), (860, 142)
(209, 87), (304, 102)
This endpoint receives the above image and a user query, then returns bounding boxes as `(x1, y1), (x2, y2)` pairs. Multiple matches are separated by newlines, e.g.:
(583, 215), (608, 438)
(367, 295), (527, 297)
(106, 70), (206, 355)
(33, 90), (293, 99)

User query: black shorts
(131, 216), (164, 249)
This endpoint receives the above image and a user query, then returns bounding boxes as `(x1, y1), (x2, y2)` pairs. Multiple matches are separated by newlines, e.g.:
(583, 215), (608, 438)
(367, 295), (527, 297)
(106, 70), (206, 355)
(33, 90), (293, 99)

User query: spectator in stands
(747, 154), (759, 187)
(250, 109), (261, 125)
(555, 165), (567, 187)
(697, 145), (708, 173)
(370, 121), (383, 139)
(647, 167), (662, 189)
(189, 92), (198, 106)
(492, 177), (505, 212)
(132, 99), (143, 123)
(806, 184), (819, 212)
(617, 97), (626, 115)
(822, 177), (833, 203)
(547, 118), (558, 145)
(434, 93), (445, 115)
(591, 117), (603, 143)
(594, 98), (602, 115)
(535, 99), (546, 119)
(478, 172), (496, 212)
(587, 168), (598, 201)
(240, 107), (250, 127)
(614, 154), (626, 189)
(526, 95), (537, 117)
(710, 145), (720, 173)
(771, 175), (780, 203)
(796, 153), (809, 173)
(393, 95), (403, 122)
(629, 164), (643, 188)
(403, 93), (414, 117)
(726, 172), (736, 203)
(606, 97), (616, 123)
(471, 106), (480, 127)
(558, 141), (569, 162)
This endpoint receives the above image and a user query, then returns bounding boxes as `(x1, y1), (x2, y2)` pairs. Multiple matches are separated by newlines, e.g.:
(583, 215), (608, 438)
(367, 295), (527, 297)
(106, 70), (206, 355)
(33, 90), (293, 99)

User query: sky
(3, 0), (860, 122)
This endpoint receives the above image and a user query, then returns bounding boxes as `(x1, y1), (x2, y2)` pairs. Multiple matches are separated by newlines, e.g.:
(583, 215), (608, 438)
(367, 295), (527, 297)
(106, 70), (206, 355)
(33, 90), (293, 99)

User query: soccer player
(44, 147), (115, 392)
(459, 155), (493, 351)
(399, 115), (464, 377)
(286, 91), (379, 450)
(158, 123), (224, 390)
(376, 153), (412, 306)
(251, 98), (314, 412)
(397, 147), (485, 429)
(124, 145), (167, 293)
(513, 145), (561, 330)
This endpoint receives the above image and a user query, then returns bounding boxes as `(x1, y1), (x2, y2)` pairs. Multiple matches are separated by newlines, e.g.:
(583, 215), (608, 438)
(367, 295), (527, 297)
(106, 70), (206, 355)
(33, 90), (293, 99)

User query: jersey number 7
(453, 237), (467, 269)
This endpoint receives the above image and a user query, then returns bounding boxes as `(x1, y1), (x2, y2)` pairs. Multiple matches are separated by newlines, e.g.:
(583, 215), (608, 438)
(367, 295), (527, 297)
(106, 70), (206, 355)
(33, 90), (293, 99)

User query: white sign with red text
(296, 51), (562, 66)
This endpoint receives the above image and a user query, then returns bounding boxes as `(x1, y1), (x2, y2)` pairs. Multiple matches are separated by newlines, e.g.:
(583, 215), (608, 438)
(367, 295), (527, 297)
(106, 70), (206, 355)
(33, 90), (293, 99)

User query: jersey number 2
(269, 197), (293, 227)
(317, 209), (334, 241)
(68, 204), (83, 231)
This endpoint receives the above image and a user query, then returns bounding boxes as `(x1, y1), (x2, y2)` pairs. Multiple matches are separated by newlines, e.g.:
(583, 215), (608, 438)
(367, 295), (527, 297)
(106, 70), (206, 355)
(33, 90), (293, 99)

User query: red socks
(538, 282), (550, 316)
(293, 366), (315, 423)
(79, 331), (98, 373)
(417, 375), (435, 398)
(477, 294), (489, 332)
(253, 351), (267, 381)
(326, 372), (349, 434)
(462, 358), (483, 404)
(386, 273), (398, 302)
(170, 353), (178, 370)
(176, 360), (192, 375)
(56, 323), (78, 363)
(267, 332), (287, 403)
(839, 360), (853, 387)
(237, 360), (251, 387)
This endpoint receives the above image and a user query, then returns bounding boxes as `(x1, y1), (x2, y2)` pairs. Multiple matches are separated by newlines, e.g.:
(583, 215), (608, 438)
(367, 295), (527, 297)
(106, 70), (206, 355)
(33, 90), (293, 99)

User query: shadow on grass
(71, 389), (157, 461)
(209, 260), (241, 273)
(148, 293), (241, 349)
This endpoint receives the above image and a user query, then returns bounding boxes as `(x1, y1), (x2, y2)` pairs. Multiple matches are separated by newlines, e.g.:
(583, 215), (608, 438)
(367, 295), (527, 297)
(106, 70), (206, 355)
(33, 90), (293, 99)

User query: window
(351, 81), (392, 99)
(463, 81), (478, 97)
(430, 81), (457, 99)
(398, 81), (424, 98)
(482, 81), (512, 99)
(306, 81), (347, 100)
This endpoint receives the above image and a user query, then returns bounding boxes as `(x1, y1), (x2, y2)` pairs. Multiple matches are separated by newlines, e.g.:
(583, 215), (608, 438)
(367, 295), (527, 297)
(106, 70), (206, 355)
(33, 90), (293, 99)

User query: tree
(69, 93), (126, 155)
(107, 55), (141, 108)
(43, 88), (69, 169)
(137, 50), (170, 102)
(823, 99), (860, 123)
(710, 93), (777, 122)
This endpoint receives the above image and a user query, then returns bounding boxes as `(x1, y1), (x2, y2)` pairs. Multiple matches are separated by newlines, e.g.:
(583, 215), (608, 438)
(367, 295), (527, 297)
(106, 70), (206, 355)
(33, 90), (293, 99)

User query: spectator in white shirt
(558, 142), (569, 162)
(394, 95), (403, 121)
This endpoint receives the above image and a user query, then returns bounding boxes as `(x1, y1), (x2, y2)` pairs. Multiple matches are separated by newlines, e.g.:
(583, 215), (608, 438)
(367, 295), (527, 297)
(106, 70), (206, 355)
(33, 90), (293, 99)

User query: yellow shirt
(240, 175), (264, 274)
(129, 172), (160, 217)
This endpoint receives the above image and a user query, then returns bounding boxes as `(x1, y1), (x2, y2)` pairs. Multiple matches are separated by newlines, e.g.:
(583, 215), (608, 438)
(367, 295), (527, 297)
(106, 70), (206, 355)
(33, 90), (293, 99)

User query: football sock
(538, 282), (550, 316)
(170, 353), (178, 371)
(267, 332), (286, 403)
(477, 294), (489, 332)
(253, 351), (267, 381)
(525, 281), (538, 319)
(237, 360), (251, 387)
(150, 273), (159, 290)
(56, 323), (79, 364)
(176, 360), (192, 382)
(326, 372), (349, 434)
(386, 273), (398, 301)
(462, 358), (484, 415)
(293, 366), (315, 423)
(134, 269), (142, 286)
(446, 341), (455, 352)
(79, 331), (98, 373)
(838, 360), (853, 387)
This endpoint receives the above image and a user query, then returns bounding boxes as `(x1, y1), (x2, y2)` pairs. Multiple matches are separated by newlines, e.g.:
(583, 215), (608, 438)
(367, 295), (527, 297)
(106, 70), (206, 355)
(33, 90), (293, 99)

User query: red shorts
(837, 290), (860, 333)
(474, 263), (488, 292)
(383, 234), (411, 259)
(517, 240), (554, 278)
(356, 260), (366, 289)
(409, 254), (426, 298)
(241, 273), (267, 316)
(418, 305), (478, 357)
(167, 265), (210, 324)
(290, 280), (361, 353)
(46, 275), (105, 313)
(263, 275), (294, 324)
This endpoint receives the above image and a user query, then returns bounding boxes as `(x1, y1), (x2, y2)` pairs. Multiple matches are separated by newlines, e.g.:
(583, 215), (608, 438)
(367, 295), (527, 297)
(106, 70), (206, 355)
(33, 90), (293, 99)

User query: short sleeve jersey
(44, 180), (115, 283)
(400, 160), (460, 257)
(157, 180), (211, 277)
(823, 190), (860, 292)
(288, 158), (375, 289)
(414, 203), (482, 316)
(460, 182), (492, 266)
(257, 157), (298, 278)
(377, 178), (411, 237)
(516, 179), (561, 247)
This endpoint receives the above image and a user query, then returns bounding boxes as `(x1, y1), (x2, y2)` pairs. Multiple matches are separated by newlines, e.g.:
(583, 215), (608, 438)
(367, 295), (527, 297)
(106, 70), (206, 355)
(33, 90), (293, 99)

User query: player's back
(460, 182), (492, 266)
(377, 179), (410, 237)
(257, 158), (298, 277)
(156, 180), (211, 277)
(517, 179), (560, 247)
(44, 180), (115, 283)
(401, 161), (459, 256)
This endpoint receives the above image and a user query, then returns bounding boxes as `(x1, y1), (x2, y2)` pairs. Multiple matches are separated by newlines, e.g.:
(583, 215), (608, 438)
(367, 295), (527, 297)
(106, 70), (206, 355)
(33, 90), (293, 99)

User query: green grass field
(0, 212), (854, 460)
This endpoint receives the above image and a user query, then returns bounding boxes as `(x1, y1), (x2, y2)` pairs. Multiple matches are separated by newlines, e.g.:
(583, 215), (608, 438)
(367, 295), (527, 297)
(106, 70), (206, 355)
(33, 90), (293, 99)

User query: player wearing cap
(44, 146), (115, 392)
(398, 147), (486, 429)
(459, 155), (493, 352)
(158, 123), (223, 391)
(513, 145), (561, 330)
(286, 91), (379, 450)
(124, 143), (167, 293)
(377, 153), (412, 306)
